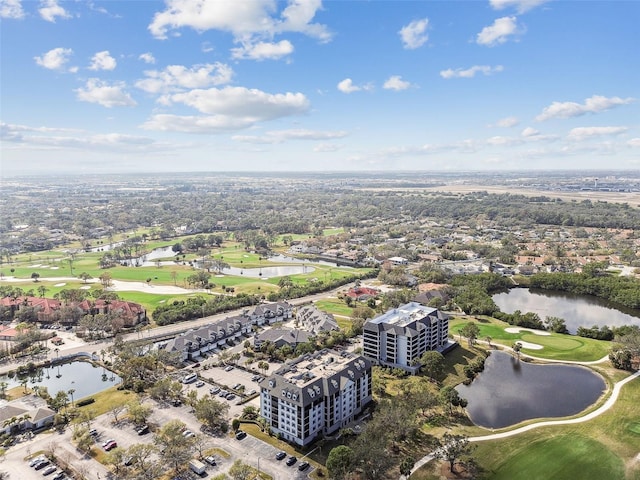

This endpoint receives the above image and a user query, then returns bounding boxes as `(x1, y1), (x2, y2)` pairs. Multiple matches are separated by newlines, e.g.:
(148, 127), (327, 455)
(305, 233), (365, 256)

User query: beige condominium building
(260, 349), (372, 446)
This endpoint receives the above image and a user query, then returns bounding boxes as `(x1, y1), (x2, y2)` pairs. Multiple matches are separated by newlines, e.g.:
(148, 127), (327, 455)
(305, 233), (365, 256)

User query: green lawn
(449, 316), (610, 362)
(481, 434), (624, 480)
(314, 298), (354, 317)
(465, 375), (640, 480)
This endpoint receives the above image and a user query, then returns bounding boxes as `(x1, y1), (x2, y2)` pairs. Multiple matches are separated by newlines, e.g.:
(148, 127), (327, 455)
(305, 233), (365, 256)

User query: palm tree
(68, 388), (76, 407)
(512, 342), (522, 360)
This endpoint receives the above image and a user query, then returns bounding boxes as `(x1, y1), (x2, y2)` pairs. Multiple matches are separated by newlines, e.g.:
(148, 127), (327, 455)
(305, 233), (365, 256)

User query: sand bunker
(513, 340), (543, 350)
(505, 327), (551, 336)
(54, 282), (66, 287)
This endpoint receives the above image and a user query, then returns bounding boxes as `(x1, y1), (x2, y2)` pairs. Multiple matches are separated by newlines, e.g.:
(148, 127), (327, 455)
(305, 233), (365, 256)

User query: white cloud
(1, 0), (24, 19)
(490, 0), (550, 13)
(89, 50), (117, 71)
(233, 128), (347, 144)
(476, 16), (520, 46)
(399, 18), (429, 49)
(383, 75), (411, 91)
(567, 126), (628, 140)
(440, 65), (504, 79)
(136, 63), (234, 94)
(139, 52), (156, 64)
(628, 138), (640, 147)
(142, 86), (310, 133)
(39, 0), (70, 22)
(486, 135), (520, 146)
(75, 78), (137, 108)
(34, 47), (73, 71)
(493, 116), (519, 128)
(521, 127), (539, 137)
(536, 95), (635, 121)
(337, 78), (372, 94)
(314, 143), (341, 152)
(231, 40), (294, 61)
(148, 0), (331, 46)
(169, 86), (309, 116)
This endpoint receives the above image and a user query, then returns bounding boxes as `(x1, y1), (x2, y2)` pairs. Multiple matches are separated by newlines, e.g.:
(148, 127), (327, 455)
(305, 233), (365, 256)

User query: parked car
(275, 451), (287, 461)
(32, 459), (49, 470)
(232, 383), (241, 390)
(298, 461), (310, 471)
(195, 380), (205, 387)
(89, 428), (98, 437)
(225, 393), (236, 401)
(34, 460), (51, 470)
(235, 430), (247, 440)
(101, 439), (116, 448)
(135, 424), (149, 435)
(204, 455), (217, 466)
(218, 390), (228, 397)
(224, 365), (234, 372)
(104, 440), (118, 451)
(247, 389), (257, 396)
(182, 429), (195, 438)
(286, 456), (297, 466)
(41, 465), (57, 476)
(209, 386), (220, 395)
(29, 456), (46, 467)
(51, 472), (65, 480)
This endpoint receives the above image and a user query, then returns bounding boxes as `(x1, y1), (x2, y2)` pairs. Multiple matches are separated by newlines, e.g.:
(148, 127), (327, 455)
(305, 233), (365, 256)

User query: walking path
(406, 367), (640, 478)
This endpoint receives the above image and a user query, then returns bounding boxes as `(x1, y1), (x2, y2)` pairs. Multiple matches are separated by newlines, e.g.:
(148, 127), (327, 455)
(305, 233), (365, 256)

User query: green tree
(459, 322), (481, 347)
(228, 459), (254, 480)
(193, 395), (229, 433)
(434, 433), (475, 472)
(399, 456), (415, 477)
(154, 419), (196, 475)
(326, 445), (355, 480)
(419, 350), (445, 380)
(127, 398), (153, 425)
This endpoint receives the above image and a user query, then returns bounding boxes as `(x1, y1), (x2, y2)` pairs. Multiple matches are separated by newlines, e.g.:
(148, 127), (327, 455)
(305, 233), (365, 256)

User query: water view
(1, 360), (121, 400)
(492, 288), (640, 333)
(456, 351), (606, 429)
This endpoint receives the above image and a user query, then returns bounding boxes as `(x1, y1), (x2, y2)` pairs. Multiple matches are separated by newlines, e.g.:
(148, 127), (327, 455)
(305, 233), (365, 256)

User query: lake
(2, 360), (121, 400)
(492, 288), (640, 333)
(456, 351), (606, 429)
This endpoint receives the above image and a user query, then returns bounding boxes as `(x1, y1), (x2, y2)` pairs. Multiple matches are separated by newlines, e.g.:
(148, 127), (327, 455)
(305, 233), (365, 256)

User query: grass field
(449, 316), (611, 362)
(482, 435), (624, 480)
(469, 376), (640, 480)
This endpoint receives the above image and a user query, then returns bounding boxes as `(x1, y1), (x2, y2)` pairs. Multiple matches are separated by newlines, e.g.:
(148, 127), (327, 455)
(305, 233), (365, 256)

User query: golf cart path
(408, 367), (640, 477)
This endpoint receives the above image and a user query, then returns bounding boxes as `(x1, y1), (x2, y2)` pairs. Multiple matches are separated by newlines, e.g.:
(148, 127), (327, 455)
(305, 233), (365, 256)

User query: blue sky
(1, 0), (639, 175)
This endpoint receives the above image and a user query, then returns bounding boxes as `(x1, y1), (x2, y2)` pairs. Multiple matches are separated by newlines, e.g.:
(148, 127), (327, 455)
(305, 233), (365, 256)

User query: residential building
(254, 327), (311, 350)
(260, 349), (372, 446)
(363, 302), (449, 373)
(0, 395), (56, 434)
(162, 314), (252, 361)
(296, 305), (339, 334)
(162, 302), (293, 361)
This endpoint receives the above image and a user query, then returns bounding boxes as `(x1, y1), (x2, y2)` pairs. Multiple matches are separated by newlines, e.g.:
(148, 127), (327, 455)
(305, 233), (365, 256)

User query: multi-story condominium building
(260, 349), (372, 446)
(363, 302), (449, 373)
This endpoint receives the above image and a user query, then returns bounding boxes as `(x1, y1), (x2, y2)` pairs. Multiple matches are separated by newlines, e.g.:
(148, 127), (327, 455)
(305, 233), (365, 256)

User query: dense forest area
(2, 180), (640, 254)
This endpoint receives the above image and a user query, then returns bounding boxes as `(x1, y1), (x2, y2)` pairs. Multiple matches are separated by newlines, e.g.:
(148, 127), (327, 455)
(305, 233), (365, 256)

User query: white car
(182, 429), (195, 438)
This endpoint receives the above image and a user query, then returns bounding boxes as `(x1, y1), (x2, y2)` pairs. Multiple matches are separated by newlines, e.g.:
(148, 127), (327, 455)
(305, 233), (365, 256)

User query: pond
(1, 360), (121, 400)
(492, 288), (640, 333)
(456, 351), (606, 429)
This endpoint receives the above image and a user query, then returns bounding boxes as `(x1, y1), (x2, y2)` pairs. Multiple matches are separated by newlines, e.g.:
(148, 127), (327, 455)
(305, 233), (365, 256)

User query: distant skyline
(1, 0), (639, 175)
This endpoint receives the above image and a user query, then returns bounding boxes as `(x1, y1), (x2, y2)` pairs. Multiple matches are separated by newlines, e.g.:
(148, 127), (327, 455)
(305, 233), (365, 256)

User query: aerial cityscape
(1, 1), (640, 480)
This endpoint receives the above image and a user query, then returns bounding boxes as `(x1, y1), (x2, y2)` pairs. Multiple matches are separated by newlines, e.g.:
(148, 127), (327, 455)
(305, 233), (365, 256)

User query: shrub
(76, 398), (95, 407)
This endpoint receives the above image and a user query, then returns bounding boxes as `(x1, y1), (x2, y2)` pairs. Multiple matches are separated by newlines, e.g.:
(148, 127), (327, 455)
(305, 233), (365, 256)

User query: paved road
(0, 282), (355, 376)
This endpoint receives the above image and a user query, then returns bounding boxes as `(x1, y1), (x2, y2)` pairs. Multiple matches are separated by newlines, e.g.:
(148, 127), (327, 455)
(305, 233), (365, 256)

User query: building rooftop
(275, 349), (363, 388)
(367, 302), (438, 327)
